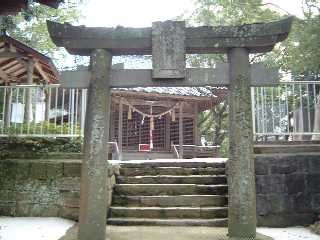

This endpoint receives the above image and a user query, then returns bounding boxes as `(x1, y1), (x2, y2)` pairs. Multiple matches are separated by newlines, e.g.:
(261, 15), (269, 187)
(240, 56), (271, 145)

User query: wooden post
(165, 114), (171, 151)
(194, 102), (199, 146)
(78, 49), (112, 240)
(44, 88), (51, 122)
(24, 58), (34, 123)
(4, 88), (12, 128)
(118, 99), (123, 160)
(227, 48), (256, 238)
(179, 103), (183, 159)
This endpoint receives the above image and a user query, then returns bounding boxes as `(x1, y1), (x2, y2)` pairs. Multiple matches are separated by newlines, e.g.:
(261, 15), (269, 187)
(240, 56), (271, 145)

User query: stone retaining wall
(256, 153), (320, 227)
(0, 159), (117, 220)
(0, 154), (319, 227)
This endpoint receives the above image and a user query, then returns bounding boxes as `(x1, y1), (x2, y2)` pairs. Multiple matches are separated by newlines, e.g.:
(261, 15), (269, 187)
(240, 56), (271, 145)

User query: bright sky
(78, 0), (304, 28)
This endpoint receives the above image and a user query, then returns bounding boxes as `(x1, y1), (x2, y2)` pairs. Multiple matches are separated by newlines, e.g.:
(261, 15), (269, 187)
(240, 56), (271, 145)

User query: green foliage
(0, 0), (85, 68)
(184, 0), (281, 67)
(0, 136), (82, 160)
(190, 0), (281, 26)
(0, 122), (81, 135)
(185, 0), (320, 148)
(218, 136), (229, 158)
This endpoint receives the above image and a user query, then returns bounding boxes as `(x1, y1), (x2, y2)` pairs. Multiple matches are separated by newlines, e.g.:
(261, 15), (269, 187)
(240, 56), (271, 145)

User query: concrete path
(62, 225), (320, 240)
(1, 217), (320, 240)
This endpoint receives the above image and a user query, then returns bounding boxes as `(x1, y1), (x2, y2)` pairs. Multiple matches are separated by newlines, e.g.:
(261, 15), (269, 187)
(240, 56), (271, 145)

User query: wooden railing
(108, 141), (121, 160)
(172, 144), (220, 159)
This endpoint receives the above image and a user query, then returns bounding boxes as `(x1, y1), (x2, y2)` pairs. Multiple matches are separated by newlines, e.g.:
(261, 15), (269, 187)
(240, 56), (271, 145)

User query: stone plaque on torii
(47, 17), (293, 240)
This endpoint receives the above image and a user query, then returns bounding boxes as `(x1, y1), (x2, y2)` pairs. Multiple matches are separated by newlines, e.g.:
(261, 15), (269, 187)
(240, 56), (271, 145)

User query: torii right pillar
(228, 47), (256, 237)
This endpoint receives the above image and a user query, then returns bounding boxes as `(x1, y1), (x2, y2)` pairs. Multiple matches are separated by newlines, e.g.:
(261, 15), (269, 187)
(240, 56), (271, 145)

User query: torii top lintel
(47, 17), (293, 56)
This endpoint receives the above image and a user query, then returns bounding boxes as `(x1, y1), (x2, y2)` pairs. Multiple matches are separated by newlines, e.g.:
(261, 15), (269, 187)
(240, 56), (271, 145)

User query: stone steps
(112, 195), (228, 207)
(119, 167), (226, 176)
(117, 175), (227, 184)
(107, 217), (228, 226)
(119, 161), (225, 168)
(114, 184), (228, 196)
(109, 160), (228, 226)
(109, 206), (228, 219)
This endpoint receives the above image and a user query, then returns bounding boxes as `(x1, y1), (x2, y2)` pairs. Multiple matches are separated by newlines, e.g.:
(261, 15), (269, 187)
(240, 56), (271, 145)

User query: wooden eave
(0, 35), (59, 85)
(47, 17), (293, 56)
(111, 88), (228, 113)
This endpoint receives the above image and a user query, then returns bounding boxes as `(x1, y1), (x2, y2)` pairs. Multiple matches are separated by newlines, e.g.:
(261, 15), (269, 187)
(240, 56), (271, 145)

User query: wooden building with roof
(110, 86), (227, 159)
(0, 35), (58, 85)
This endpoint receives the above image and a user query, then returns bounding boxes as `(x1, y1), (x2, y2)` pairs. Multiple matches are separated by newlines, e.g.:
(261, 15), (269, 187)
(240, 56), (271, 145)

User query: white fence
(1, 82), (320, 142)
(0, 85), (87, 137)
(252, 81), (320, 141)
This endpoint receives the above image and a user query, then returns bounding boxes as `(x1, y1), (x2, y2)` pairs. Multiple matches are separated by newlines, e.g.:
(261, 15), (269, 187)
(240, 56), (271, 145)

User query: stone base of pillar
(213, 234), (274, 240)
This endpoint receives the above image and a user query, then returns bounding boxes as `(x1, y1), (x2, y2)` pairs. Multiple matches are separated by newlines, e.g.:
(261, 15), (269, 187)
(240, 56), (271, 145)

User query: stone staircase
(107, 160), (228, 226)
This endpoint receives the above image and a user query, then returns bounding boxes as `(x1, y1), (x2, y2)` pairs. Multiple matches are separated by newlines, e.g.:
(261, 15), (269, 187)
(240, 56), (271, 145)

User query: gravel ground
(0, 217), (320, 240)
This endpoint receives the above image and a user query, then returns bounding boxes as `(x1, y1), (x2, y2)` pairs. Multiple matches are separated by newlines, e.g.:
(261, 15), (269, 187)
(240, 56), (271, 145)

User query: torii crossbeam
(47, 17), (293, 240)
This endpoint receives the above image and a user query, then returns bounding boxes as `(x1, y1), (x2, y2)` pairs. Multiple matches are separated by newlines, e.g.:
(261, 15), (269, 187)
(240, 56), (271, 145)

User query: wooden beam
(0, 51), (23, 58)
(24, 58), (34, 123)
(60, 63), (279, 88)
(118, 99), (123, 160)
(179, 103), (183, 159)
(0, 68), (10, 82)
(194, 102), (199, 146)
(34, 60), (51, 83)
(165, 114), (171, 151)
(112, 97), (178, 108)
(47, 17), (293, 56)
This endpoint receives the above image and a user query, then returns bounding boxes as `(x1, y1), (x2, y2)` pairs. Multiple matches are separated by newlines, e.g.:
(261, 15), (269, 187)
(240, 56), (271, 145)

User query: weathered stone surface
(0, 201), (15, 216)
(312, 193), (320, 213)
(256, 195), (271, 216)
(47, 17), (293, 55)
(269, 194), (292, 214)
(15, 162), (30, 180)
(78, 49), (112, 240)
(30, 162), (47, 180)
(61, 191), (80, 207)
(254, 157), (269, 175)
(270, 160), (297, 174)
(63, 162), (81, 177)
(255, 153), (320, 227)
(152, 21), (185, 79)
(309, 157), (320, 173)
(57, 177), (81, 191)
(290, 193), (312, 213)
(47, 162), (64, 178)
(307, 174), (320, 193)
(109, 206), (225, 219)
(0, 159), (118, 222)
(285, 174), (305, 194)
(60, 206), (79, 221)
(227, 48), (256, 238)
(256, 175), (286, 194)
(258, 213), (317, 227)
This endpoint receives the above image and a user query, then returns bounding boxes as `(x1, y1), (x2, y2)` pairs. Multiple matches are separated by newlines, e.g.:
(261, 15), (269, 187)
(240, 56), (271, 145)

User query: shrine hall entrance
(109, 87), (227, 159)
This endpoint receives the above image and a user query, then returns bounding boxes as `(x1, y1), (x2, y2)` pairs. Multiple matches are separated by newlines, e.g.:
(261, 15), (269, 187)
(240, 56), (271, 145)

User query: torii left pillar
(79, 49), (112, 240)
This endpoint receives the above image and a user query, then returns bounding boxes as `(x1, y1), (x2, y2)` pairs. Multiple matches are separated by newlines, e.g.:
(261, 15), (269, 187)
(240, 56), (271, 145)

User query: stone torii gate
(47, 17), (292, 240)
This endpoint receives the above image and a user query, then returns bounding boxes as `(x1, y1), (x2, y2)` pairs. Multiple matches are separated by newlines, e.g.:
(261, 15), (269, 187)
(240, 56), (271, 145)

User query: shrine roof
(115, 86), (227, 98)
(0, 35), (59, 85)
